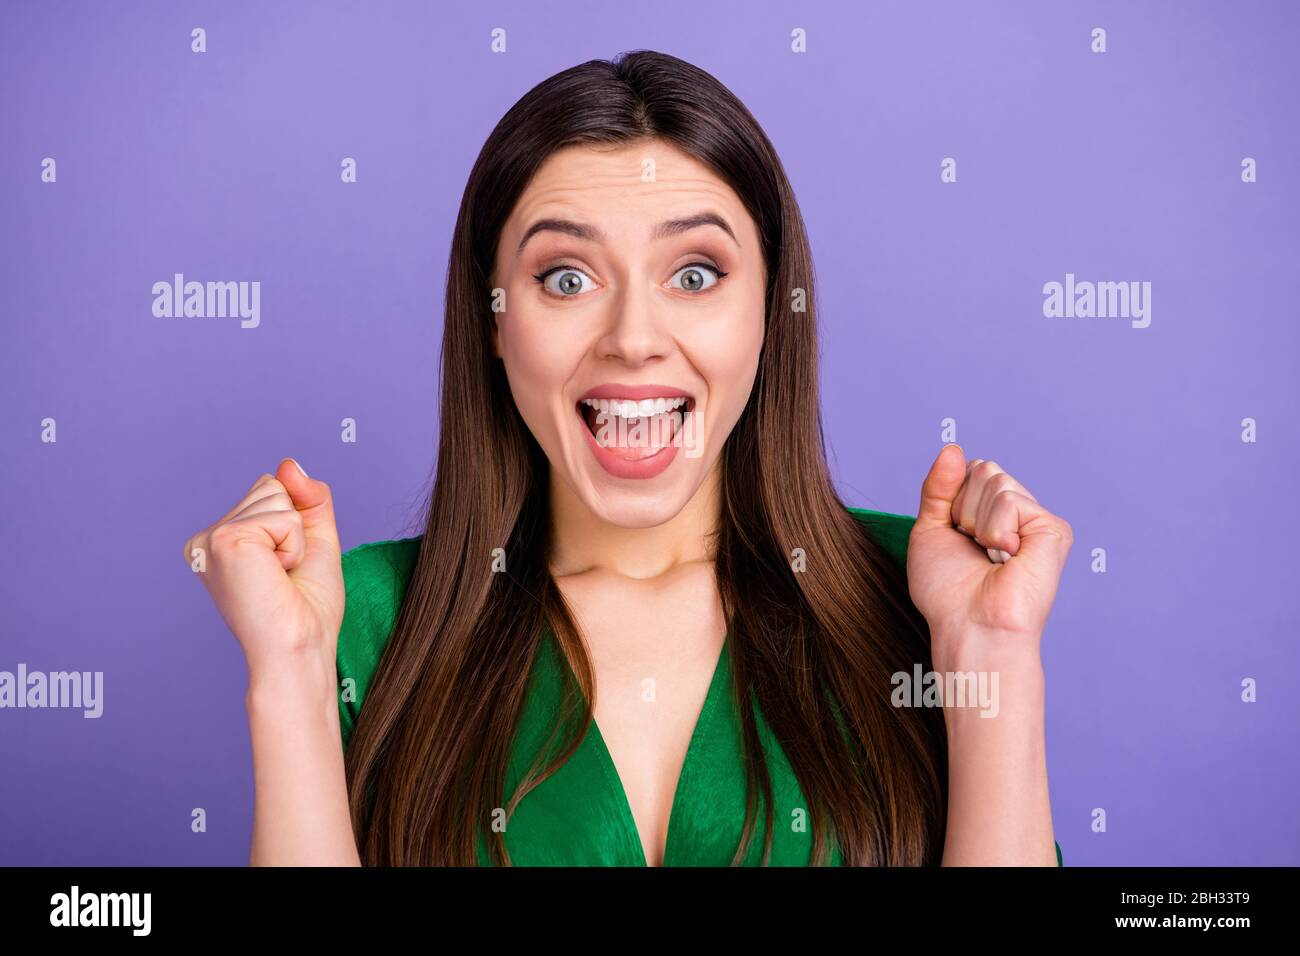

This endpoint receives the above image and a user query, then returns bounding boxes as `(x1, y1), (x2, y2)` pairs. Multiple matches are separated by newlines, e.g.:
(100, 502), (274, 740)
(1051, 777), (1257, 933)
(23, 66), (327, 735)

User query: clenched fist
(184, 458), (345, 687)
(907, 443), (1073, 667)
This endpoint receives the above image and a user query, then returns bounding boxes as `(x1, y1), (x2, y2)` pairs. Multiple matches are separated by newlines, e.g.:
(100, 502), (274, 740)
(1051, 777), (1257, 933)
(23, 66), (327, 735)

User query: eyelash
(531, 261), (729, 295)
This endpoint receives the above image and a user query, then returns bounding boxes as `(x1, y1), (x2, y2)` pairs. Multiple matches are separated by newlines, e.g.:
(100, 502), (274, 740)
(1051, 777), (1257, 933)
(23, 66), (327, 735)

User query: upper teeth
(580, 397), (689, 418)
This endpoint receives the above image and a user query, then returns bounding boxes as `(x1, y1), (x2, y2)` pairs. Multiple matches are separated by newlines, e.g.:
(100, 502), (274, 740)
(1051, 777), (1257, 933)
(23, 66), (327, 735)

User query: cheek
(688, 300), (764, 420)
(498, 306), (580, 430)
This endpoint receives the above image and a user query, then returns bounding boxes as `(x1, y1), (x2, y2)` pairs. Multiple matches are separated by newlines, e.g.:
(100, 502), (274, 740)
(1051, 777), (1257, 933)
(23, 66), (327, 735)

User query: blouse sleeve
(336, 536), (421, 752)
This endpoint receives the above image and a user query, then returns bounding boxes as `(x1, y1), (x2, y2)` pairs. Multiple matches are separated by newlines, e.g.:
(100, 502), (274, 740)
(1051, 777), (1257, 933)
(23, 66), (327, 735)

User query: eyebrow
(515, 211), (739, 254)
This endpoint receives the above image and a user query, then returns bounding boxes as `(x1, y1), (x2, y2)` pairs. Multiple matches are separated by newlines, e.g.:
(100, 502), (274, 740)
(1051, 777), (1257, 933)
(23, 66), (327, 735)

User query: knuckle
(208, 523), (241, 551)
(988, 471), (1015, 491)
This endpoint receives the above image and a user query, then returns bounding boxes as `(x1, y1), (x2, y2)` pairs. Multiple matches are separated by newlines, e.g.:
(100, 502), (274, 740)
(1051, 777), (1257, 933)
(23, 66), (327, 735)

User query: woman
(184, 50), (1071, 866)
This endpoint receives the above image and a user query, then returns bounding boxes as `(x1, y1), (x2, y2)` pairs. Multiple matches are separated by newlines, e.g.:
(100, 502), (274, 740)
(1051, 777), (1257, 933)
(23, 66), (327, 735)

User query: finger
(218, 474), (283, 525)
(974, 471), (1036, 545)
(949, 458), (982, 535)
(914, 443), (967, 534)
(231, 491), (295, 521)
(211, 508), (307, 572)
(274, 458), (342, 580)
(954, 459), (1003, 534)
(183, 529), (208, 567)
(981, 490), (1071, 571)
(183, 473), (282, 565)
(976, 487), (1027, 556)
(185, 474), (285, 560)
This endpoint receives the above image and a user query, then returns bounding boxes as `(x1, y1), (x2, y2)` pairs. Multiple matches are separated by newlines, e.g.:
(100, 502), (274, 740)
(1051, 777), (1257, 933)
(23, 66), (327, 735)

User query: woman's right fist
(184, 458), (345, 681)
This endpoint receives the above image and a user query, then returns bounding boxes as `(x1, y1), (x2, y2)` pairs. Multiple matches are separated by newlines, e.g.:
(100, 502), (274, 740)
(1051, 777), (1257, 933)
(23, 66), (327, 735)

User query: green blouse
(336, 506), (1063, 867)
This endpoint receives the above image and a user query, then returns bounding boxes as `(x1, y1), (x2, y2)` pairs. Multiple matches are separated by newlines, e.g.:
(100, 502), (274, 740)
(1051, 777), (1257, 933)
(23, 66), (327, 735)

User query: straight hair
(343, 49), (947, 866)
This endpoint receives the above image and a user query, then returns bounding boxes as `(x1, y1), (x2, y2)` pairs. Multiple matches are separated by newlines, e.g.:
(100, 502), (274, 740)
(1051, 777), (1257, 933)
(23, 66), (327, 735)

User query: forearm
(935, 641), (1056, 866)
(245, 658), (361, 866)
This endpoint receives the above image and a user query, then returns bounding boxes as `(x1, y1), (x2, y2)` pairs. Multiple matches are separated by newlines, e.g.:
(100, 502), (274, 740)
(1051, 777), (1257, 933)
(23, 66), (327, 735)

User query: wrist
(245, 650), (339, 715)
(929, 622), (1043, 674)
(926, 626), (1044, 730)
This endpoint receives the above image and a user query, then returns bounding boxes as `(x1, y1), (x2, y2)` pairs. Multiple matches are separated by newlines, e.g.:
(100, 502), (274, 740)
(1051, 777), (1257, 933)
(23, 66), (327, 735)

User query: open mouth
(575, 395), (695, 462)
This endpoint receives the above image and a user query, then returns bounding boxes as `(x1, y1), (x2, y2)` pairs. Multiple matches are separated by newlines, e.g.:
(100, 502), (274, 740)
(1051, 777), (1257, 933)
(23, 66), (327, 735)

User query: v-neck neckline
(560, 631), (731, 868)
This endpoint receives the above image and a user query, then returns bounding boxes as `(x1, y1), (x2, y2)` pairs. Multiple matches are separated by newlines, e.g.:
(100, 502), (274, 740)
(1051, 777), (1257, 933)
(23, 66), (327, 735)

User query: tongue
(583, 407), (684, 460)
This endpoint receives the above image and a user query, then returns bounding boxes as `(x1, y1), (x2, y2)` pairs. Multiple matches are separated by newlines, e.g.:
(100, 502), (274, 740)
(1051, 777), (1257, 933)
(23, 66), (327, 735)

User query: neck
(548, 465), (722, 579)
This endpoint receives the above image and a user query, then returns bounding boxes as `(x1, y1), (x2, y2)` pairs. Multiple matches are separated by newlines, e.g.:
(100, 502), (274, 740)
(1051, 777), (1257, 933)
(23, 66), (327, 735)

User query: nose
(593, 274), (674, 366)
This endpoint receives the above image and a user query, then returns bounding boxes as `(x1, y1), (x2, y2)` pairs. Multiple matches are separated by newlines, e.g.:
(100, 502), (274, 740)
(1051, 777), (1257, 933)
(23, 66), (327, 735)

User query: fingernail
(285, 457), (307, 478)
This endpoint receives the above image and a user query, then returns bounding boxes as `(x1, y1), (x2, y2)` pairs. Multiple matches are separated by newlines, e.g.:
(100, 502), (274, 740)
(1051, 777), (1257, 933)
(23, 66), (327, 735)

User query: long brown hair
(344, 49), (947, 865)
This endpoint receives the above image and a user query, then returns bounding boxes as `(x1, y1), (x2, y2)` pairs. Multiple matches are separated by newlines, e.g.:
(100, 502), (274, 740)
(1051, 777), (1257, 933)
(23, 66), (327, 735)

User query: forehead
(504, 139), (750, 240)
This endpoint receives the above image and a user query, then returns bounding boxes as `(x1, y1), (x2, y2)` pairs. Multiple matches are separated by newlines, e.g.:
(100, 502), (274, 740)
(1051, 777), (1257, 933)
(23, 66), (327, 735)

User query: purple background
(2, 0), (1296, 866)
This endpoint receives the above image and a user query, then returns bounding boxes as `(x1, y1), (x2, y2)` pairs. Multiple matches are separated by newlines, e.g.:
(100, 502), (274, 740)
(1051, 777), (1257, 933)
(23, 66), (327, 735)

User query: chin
(548, 429), (714, 530)
(581, 479), (703, 529)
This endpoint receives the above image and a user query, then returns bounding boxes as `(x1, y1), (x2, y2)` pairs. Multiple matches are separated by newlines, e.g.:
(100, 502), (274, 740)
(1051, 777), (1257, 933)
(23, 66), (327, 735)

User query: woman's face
(490, 139), (766, 529)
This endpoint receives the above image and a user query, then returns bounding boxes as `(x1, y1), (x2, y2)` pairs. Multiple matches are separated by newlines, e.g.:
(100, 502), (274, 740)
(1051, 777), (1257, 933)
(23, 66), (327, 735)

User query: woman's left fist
(906, 443), (1073, 657)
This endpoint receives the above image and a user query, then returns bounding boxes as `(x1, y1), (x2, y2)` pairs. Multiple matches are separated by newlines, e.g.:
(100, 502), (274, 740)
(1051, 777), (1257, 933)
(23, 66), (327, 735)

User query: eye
(668, 262), (726, 293)
(535, 266), (597, 297)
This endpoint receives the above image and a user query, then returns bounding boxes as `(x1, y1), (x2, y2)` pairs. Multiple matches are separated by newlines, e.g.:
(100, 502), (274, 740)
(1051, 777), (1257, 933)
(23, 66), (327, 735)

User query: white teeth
(580, 396), (688, 417)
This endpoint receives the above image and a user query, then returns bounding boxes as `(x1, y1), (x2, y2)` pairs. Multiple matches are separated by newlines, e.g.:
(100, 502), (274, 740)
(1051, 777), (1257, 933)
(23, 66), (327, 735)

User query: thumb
(275, 457), (341, 568)
(915, 443), (966, 533)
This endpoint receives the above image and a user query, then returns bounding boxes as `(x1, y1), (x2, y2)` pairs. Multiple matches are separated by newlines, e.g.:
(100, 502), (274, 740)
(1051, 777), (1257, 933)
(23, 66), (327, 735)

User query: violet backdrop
(1, 0), (1297, 865)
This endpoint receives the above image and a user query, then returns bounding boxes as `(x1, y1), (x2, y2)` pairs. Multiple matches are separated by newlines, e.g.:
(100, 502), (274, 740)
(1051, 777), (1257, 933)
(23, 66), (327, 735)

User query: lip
(574, 383), (696, 481)
(577, 383), (695, 402)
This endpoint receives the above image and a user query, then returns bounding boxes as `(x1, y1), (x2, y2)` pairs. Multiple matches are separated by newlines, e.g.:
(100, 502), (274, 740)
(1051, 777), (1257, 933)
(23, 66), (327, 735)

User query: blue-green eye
(669, 263), (725, 292)
(535, 266), (596, 296)
(532, 262), (727, 297)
